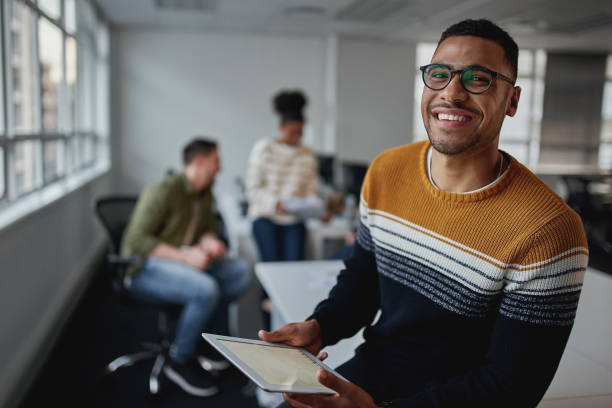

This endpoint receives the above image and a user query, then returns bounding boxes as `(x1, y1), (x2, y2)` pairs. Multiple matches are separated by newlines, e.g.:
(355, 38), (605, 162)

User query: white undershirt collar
(426, 146), (508, 194)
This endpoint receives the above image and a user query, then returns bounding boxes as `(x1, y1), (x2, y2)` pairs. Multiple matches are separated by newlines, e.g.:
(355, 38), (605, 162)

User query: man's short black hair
(183, 137), (217, 165)
(438, 19), (518, 79)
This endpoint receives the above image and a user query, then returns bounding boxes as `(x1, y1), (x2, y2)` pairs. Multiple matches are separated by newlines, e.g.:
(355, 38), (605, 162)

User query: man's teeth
(437, 113), (468, 122)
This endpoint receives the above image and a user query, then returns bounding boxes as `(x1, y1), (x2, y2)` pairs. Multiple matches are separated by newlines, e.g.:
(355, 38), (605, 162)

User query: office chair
(94, 195), (179, 395)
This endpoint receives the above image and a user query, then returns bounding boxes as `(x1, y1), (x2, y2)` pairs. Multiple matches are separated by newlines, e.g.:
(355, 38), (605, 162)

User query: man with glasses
(261, 19), (588, 407)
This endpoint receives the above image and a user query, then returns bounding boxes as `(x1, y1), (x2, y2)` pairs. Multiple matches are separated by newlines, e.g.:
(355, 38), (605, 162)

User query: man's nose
(440, 73), (468, 103)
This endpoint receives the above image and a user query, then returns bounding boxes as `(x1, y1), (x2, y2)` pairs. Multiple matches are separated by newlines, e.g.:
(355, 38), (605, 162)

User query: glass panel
(64, 0), (76, 33)
(14, 140), (41, 195)
(0, 148), (5, 197)
(501, 78), (532, 141)
(39, 17), (63, 133)
(601, 82), (612, 142)
(43, 139), (64, 182)
(66, 135), (81, 172)
(535, 50), (547, 78)
(65, 36), (78, 132)
(517, 50), (533, 77)
(77, 39), (95, 132)
(598, 143), (612, 170)
(81, 134), (95, 165)
(499, 141), (529, 165)
(10, 1), (38, 134)
(38, 0), (61, 20)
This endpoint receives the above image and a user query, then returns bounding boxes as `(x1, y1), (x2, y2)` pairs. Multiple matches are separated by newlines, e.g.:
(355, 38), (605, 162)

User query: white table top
(256, 261), (612, 406)
(255, 260), (365, 368)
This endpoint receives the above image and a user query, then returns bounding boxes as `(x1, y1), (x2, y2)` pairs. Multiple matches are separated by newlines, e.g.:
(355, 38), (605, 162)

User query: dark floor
(18, 263), (260, 408)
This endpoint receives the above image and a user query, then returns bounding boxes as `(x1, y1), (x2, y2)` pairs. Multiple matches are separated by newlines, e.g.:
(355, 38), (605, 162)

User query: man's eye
(430, 71), (448, 79)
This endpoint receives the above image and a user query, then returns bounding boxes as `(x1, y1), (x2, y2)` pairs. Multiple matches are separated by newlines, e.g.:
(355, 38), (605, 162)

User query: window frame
(0, 0), (109, 222)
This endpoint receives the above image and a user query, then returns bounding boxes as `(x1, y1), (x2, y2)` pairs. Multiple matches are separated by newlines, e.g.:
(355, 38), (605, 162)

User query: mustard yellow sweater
(311, 141), (588, 407)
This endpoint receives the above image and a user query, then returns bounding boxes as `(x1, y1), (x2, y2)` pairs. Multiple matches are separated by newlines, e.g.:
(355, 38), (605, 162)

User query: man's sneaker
(163, 359), (219, 397)
(197, 354), (231, 372)
(197, 341), (231, 372)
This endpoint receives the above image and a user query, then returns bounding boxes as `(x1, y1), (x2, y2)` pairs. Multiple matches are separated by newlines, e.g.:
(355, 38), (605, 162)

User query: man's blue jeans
(126, 257), (251, 364)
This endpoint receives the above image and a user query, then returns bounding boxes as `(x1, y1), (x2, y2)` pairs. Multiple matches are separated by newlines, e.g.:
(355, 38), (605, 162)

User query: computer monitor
(317, 154), (335, 186)
(341, 161), (368, 199)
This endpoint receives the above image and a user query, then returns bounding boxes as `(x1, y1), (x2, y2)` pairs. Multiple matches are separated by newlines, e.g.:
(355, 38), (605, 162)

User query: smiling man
(260, 19), (588, 408)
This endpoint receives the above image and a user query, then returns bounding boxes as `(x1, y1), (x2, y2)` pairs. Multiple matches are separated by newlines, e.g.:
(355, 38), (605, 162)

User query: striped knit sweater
(311, 141), (588, 407)
(246, 138), (318, 224)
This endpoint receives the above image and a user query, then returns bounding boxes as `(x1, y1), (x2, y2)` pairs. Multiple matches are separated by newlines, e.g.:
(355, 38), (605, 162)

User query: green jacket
(120, 173), (215, 275)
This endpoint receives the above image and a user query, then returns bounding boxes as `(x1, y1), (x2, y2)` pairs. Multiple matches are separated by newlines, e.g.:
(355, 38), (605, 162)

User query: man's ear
(505, 86), (521, 117)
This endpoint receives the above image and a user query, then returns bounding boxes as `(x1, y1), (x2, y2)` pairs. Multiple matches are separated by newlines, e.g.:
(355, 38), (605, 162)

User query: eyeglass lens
(424, 65), (493, 93)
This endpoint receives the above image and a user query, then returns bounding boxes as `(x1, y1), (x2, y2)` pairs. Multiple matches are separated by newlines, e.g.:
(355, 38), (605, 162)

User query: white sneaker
(197, 354), (231, 372)
(163, 360), (219, 397)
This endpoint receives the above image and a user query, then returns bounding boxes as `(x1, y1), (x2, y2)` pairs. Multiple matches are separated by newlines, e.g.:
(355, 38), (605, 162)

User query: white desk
(256, 261), (612, 407)
(255, 260), (363, 368)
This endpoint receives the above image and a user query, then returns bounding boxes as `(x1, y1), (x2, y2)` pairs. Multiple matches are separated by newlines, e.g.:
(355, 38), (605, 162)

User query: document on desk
(280, 196), (325, 219)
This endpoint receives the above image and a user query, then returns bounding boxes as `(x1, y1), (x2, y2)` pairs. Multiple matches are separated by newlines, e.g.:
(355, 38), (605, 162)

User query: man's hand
(198, 233), (227, 260)
(258, 319), (323, 356)
(181, 246), (211, 270)
(283, 369), (377, 408)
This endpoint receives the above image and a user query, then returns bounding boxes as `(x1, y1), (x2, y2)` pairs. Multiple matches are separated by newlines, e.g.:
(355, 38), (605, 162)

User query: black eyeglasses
(419, 64), (516, 94)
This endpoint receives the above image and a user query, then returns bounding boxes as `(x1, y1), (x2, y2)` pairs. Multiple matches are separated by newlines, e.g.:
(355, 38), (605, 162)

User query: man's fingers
(284, 392), (330, 408)
(283, 393), (312, 408)
(317, 369), (351, 395)
(316, 351), (328, 362)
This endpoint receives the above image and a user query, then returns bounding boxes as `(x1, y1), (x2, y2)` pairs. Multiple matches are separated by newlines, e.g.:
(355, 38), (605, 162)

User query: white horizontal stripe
(369, 213), (506, 294)
(361, 203), (587, 296)
(364, 207), (587, 271)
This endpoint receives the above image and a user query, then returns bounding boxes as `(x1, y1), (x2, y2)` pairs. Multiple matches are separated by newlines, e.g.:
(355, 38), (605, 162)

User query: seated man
(121, 137), (251, 397)
(261, 19), (588, 408)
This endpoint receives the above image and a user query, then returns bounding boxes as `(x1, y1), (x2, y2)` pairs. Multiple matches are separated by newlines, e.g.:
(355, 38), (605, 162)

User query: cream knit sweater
(246, 138), (318, 224)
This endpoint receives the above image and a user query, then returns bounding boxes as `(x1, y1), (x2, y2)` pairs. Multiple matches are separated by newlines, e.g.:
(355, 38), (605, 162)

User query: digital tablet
(202, 333), (347, 394)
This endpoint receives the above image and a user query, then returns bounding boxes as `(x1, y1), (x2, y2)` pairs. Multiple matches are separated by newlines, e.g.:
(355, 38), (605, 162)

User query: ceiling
(94, 0), (612, 52)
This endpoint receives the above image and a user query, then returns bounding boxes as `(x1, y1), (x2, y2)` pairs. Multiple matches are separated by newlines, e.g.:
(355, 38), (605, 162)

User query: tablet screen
(218, 339), (322, 388)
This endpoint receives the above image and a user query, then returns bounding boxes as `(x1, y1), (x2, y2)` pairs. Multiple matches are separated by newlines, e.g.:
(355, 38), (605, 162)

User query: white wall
(111, 29), (418, 195)
(0, 175), (113, 408)
(112, 29), (328, 195)
(336, 38), (415, 164)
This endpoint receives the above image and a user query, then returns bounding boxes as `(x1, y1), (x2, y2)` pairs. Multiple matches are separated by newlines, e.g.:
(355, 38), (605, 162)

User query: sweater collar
(419, 141), (516, 203)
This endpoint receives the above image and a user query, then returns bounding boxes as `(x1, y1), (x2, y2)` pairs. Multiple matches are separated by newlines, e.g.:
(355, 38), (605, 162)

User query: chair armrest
(107, 254), (141, 265)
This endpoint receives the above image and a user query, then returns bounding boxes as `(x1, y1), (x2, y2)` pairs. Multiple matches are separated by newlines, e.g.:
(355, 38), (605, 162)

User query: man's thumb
(258, 328), (286, 342)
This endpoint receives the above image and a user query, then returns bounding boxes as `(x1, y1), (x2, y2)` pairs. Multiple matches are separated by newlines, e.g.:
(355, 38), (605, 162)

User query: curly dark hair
(438, 19), (518, 79)
(273, 89), (308, 124)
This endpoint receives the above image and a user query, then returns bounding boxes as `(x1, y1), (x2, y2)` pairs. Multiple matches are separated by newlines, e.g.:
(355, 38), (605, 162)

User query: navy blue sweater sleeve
(393, 315), (573, 408)
(309, 239), (380, 347)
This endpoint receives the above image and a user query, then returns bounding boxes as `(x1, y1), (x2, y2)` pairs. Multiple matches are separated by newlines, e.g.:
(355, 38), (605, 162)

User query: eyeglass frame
(419, 63), (516, 95)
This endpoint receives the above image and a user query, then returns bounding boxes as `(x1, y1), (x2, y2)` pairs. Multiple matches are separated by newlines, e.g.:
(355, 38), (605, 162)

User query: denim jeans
(252, 218), (306, 262)
(127, 257), (251, 364)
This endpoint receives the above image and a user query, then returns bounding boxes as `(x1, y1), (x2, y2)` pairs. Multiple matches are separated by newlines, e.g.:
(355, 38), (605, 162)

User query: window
(498, 50), (546, 167)
(64, 0), (76, 33)
(38, 17), (63, 132)
(412, 43), (437, 143)
(599, 55), (612, 170)
(13, 140), (41, 196)
(412, 43), (546, 168)
(10, 0), (38, 134)
(65, 36), (77, 132)
(38, 0), (61, 21)
(0, 149), (5, 198)
(0, 0), (110, 223)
